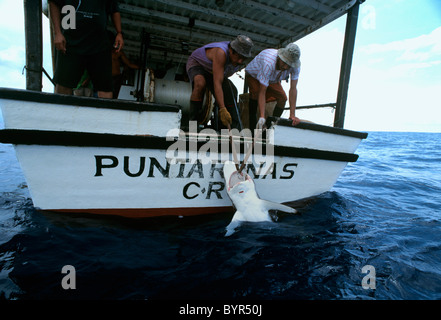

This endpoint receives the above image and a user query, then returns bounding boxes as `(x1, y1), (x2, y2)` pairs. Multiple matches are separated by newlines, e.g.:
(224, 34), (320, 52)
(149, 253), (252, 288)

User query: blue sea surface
(1, 131), (441, 300)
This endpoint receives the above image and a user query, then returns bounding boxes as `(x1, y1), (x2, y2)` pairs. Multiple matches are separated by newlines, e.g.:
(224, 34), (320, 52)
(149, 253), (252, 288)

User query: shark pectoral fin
(262, 200), (297, 214)
(225, 211), (243, 237)
(225, 219), (241, 237)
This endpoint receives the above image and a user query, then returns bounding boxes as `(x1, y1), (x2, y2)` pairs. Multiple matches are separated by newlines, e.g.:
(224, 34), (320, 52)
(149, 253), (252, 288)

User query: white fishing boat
(0, 0), (368, 218)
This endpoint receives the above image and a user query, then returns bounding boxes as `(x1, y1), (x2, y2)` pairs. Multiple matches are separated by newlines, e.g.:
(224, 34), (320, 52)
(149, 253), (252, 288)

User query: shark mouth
(227, 170), (251, 191)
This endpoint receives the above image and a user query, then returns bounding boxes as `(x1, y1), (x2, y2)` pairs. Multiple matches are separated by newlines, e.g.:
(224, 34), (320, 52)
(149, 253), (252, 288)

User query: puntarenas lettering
(94, 155), (297, 180)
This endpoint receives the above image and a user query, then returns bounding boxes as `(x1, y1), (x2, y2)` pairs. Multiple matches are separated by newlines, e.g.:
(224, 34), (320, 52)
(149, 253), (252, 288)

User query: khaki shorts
(245, 73), (287, 104)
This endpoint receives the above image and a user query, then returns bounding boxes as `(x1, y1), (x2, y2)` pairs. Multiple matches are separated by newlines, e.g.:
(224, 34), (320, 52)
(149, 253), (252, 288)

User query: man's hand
(257, 117), (266, 129)
(54, 32), (67, 54)
(219, 107), (232, 127)
(290, 116), (301, 126)
(114, 32), (124, 52)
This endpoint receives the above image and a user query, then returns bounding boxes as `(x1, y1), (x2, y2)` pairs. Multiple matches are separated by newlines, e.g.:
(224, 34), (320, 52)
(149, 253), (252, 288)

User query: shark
(223, 160), (297, 236)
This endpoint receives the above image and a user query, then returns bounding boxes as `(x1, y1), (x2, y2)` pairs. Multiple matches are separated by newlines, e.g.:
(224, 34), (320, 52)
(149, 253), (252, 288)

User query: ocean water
(1, 131), (441, 301)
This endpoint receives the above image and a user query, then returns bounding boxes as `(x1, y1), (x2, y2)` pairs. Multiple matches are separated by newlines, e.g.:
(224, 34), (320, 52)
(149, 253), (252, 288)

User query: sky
(0, 0), (440, 132)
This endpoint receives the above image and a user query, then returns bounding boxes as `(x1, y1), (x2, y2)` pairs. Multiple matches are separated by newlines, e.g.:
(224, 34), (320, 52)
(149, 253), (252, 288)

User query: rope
(22, 65), (56, 86)
(238, 128), (261, 174)
(227, 124), (240, 171)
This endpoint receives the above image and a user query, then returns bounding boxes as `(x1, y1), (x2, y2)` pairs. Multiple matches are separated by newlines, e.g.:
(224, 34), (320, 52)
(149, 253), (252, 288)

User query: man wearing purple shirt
(186, 35), (254, 129)
(245, 43), (301, 129)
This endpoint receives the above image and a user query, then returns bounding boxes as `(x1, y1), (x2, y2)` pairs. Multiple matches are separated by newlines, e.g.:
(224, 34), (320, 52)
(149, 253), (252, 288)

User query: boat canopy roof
(116, 0), (362, 66)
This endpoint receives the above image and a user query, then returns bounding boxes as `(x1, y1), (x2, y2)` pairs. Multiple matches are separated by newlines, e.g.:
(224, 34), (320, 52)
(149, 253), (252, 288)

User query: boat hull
(12, 143), (348, 217)
(0, 128), (358, 217)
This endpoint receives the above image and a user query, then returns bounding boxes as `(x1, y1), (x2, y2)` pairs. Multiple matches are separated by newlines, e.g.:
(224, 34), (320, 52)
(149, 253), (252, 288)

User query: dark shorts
(187, 66), (237, 105)
(187, 65), (208, 84)
(53, 49), (112, 92)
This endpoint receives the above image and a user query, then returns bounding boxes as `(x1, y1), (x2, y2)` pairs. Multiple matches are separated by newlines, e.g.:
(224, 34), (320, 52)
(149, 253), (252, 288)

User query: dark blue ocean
(1, 131), (441, 302)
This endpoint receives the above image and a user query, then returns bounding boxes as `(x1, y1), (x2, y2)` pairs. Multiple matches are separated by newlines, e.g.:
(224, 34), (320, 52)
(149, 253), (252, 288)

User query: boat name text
(94, 155), (297, 200)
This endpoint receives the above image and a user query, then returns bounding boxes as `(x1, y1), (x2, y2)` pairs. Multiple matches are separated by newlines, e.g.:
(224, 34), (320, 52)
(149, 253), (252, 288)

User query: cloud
(0, 45), (25, 66)
(341, 25), (441, 132)
(0, 1), (53, 91)
(0, 0), (24, 34)
(359, 26), (441, 63)
(355, 26), (441, 91)
(346, 61), (441, 132)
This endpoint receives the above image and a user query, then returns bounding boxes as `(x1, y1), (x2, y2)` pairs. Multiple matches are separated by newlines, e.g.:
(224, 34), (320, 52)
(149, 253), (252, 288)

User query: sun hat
(230, 35), (254, 58)
(278, 43), (301, 68)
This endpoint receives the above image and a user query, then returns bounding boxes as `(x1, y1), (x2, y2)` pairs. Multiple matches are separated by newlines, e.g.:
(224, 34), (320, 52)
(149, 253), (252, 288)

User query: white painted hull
(268, 122), (362, 154)
(12, 143), (348, 216)
(0, 89), (181, 137)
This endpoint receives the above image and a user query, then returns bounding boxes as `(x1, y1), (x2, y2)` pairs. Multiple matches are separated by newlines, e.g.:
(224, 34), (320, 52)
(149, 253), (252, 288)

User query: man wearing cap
(245, 43), (301, 129)
(186, 35), (254, 129)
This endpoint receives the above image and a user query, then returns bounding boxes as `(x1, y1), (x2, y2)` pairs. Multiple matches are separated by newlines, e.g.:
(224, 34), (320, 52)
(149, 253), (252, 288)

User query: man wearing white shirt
(245, 43), (301, 129)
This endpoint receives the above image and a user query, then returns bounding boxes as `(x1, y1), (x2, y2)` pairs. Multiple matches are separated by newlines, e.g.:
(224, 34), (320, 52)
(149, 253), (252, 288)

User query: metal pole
(228, 80), (243, 131)
(137, 30), (150, 102)
(333, 1), (360, 128)
(23, 0), (43, 91)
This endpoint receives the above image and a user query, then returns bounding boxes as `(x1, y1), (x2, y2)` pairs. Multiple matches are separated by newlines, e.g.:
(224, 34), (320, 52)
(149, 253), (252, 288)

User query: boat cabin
(26, 0), (365, 131)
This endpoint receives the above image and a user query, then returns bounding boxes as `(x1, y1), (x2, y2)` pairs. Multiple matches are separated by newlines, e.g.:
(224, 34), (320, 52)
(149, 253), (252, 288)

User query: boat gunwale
(0, 87), (181, 113)
(267, 117), (368, 139)
(0, 87), (368, 140)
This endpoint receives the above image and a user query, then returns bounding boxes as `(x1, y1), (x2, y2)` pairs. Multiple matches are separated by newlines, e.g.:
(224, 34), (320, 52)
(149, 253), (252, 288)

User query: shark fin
(225, 211), (244, 237)
(261, 200), (297, 214)
(225, 219), (241, 237)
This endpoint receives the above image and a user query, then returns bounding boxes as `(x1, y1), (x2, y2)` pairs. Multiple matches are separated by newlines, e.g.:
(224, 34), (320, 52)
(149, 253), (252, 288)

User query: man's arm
(48, 1), (66, 53)
(211, 48), (227, 110)
(211, 48), (233, 126)
(257, 83), (267, 119)
(120, 52), (139, 69)
(289, 79), (300, 125)
(111, 12), (124, 52)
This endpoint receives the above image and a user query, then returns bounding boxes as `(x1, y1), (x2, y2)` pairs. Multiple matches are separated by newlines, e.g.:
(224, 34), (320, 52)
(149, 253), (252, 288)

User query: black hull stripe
(0, 129), (359, 163)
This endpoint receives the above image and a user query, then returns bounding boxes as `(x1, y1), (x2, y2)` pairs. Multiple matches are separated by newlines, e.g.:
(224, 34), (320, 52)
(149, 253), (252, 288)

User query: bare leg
(190, 74), (206, 101)
(97, 91), (113, 99)
(55, 84), (73, 95)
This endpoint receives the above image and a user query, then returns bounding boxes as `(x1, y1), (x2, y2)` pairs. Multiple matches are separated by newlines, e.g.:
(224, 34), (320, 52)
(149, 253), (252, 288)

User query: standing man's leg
(267, 82), (287, 118)
(87, 50), (113, 99)
(187, 66), (209, 124)
(53, 50), (84, 95)
(190, 74), (207, 119)
(245, 73), (261, 130)
(55, 84), (73, 95)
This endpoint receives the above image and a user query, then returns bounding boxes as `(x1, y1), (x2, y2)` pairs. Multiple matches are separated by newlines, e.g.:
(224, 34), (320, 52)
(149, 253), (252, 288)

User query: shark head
(226, 170), (260, 213)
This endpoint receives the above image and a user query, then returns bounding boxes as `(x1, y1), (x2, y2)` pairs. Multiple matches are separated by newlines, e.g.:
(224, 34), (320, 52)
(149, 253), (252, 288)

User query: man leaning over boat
(186, 35), (254, 130)
(245, 43), (301, 129)
(48, 0), (124, 99)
